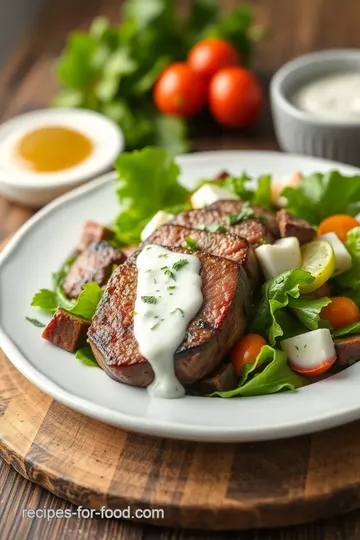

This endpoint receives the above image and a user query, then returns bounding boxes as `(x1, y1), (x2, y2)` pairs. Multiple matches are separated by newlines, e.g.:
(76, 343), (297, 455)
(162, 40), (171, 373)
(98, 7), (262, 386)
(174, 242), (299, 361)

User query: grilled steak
(63, 241), (125, 299)
(334, 335), (360, 366)
(210, 199), (279, 238)
(141, 223), (259, 284)
(42, 308), (90, 352)
(170, 208), (273, 247)
(121, 245), (138, 258)
(77, 221), (113, 251)
(88, 249), (249, 387)
(187, 361), (237, 395)
(276, 209), (316, 245)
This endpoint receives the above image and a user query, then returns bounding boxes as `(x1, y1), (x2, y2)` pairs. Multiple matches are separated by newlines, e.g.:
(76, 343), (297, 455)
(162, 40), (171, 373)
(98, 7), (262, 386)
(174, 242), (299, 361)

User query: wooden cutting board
(2, 237), (360, 530)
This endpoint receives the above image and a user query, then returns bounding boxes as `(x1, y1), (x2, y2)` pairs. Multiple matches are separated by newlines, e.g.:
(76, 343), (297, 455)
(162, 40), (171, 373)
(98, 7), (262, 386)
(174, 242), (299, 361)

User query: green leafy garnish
(167, 285), (176, 290)
(172, 259), (188, 271)
(70, 283), (104, 320)
(197, 223), (226, 233)
(170, 308), (184, 317)
(183, 237), (200, 250)
(161, 265), (176, 280)
(226, 201), (255, 224)
(283, 171), (360, 225)
(211, 346), (308, 398)
(75, 346), (98, 367)
(114, 147), (190, 244)
(251, 270), (331, 345)
(208, 172), (273, 210)
(26, 317), (46, 328)
(54, 0), (258, 152)
(141, 295), (157, 304)
(332, 322), (360, 338)
(335, 227), (360, 293)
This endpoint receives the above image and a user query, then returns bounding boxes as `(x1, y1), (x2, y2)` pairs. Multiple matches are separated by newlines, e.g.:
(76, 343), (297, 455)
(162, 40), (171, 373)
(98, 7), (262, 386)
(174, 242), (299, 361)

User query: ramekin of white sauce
(270, 50), (360, 167)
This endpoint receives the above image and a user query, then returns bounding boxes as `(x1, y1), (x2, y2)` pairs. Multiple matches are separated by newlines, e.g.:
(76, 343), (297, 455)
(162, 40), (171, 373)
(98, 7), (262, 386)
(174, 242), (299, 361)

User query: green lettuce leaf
(332, 322), (360, 338)
(75, 346), (99, 367)
(250, 270), (329, 345)
(335, 227), (360, 292)
(211, 345), (308, 398)
(114, 147), (190, 244)
(283, 171), (360, 225)
(70, 283), (103, 320)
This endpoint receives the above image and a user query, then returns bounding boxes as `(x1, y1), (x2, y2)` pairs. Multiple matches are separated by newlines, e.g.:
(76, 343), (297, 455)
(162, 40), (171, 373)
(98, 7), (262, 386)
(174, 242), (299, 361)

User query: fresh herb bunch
(54, 0), (258, 153)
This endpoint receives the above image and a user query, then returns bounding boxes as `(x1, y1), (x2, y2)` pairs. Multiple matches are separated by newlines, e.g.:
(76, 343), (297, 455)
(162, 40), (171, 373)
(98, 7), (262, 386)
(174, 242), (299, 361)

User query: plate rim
(2, 149), (360, 443)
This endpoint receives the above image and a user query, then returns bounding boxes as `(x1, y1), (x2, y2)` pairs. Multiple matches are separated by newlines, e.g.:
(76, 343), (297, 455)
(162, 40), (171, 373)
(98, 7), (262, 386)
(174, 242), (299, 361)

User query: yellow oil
(15, 126), (93, 173)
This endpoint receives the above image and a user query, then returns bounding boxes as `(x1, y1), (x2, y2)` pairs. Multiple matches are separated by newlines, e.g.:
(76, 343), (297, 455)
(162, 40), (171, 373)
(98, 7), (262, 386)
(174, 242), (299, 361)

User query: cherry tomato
(318, 214), (359, 243)
(188, 38), (240, 84)
(153, 63), (207, 118)
(321, 297), (360, 330)
(209, 67), (263, 128)
(230, 334), (266, 376)
(290, 357), (335, 377)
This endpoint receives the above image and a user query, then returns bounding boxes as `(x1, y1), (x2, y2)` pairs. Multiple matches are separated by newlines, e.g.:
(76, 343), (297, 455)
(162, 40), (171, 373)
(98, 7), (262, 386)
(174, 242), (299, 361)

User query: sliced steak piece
(334, 335), (360, 366)
(187, 361), (237, 395)
(213, 170), (231, 180)
(276, 209), (316, 245)
(63, 241), (126, 299)
(142, 223), (259, 285)
(310, 282), (331, 299)
(77, 221), (113, 251)
(209, 199), (279, 238)
(171, 208), (273, 247)
(88, 249), (249, 388)
(42, 308), (90, 352)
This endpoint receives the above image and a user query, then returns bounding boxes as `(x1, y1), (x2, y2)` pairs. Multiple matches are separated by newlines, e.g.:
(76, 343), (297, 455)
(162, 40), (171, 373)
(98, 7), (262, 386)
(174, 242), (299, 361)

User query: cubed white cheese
(320, 232), (352, 276)
(281, 329), (336, 371)
(190, 183), (237, 209)
(255, 237), (301, 280)
(140, 211), (175, 241)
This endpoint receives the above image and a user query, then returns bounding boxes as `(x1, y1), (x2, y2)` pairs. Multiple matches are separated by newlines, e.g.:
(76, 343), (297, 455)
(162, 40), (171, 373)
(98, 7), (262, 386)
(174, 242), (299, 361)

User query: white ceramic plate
(1, 150), (360, 443)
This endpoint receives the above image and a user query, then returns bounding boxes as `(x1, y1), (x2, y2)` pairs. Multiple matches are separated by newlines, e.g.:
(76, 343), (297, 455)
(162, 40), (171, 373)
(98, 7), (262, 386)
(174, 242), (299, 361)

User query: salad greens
(250, 270), (331, 346)
(335, 227), (360, 293)
(211, 346), (308, 398)
(208, 172), (273, 210)
(75, 346), (99, 367)
(114, 147), (190, 244)
(54, 0), (258, 152)
(283, 171), (360, 225)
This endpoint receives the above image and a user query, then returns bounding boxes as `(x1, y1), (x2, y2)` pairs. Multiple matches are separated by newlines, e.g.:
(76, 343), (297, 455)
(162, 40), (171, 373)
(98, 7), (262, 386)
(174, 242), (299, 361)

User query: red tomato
(230, 334), (266, 376)
(318, 214), (359, 243)
(188, 38), (240, 84)
(209, 67), (263, 128)
(153, 63), (207, 118)
(321, 297), (360, 330)
(290, 357), (335, 377)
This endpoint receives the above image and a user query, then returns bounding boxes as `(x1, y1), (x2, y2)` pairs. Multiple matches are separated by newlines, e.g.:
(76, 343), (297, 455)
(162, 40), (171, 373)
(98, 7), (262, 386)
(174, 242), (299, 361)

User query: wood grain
(3, 346), (360, 531)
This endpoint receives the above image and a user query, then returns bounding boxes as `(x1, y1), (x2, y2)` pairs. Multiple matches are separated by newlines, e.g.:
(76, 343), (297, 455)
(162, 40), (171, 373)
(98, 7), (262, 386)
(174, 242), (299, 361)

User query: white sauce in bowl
(134, 245), (203, 399)
(291, 72), (360, 121)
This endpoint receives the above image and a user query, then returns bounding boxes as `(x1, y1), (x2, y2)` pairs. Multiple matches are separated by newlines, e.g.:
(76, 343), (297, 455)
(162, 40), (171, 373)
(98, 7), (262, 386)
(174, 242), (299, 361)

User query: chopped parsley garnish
(151, 321), (161, 330)
(170, 308), (184, 317)
(197, 223), (226, 234)
(141, 295), (157, 304)
(172, 259), (188, 271)
(167, 285), (176, 290)
(158, 253), (168, 258)
(26, 317), (46, 328)
(130, 310), (138, 317)
(226, 202), (255, 225)
(184, 237), (200, 250)
(161, 266), (175, 280)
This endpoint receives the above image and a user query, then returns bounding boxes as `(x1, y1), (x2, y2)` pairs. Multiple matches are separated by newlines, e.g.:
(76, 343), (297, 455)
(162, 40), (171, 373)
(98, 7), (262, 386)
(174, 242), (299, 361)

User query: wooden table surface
(1, 0), (360, 538)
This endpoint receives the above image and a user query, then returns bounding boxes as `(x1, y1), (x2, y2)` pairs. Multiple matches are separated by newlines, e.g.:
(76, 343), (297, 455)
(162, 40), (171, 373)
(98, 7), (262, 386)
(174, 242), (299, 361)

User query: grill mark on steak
(88, 248), (249, 388)
(141, 223), (259, 285)
(170, 208), (273, 247)
(209, 199), (279, 238)
(63, 241), (126, 299)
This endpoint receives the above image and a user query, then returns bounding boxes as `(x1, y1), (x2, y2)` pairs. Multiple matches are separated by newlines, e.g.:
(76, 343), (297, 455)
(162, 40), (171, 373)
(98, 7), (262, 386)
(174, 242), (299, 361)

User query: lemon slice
(300, 240), (336, 294)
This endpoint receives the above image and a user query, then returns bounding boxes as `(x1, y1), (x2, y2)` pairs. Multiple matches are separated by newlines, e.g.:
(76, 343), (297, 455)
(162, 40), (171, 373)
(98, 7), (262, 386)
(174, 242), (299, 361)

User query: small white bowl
(270, 49), (360, 167)
(0, 108), (124, 207)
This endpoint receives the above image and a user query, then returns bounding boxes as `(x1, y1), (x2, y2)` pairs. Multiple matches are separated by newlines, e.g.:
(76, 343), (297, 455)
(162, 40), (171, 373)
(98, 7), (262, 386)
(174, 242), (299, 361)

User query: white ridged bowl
(270, 49), (360, 167)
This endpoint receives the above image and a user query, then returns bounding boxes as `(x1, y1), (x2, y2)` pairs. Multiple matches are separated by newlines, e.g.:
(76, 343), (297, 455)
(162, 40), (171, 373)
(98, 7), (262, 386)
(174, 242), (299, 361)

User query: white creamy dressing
(291, 72), (360, 121)
(134, 245), (203, 399)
